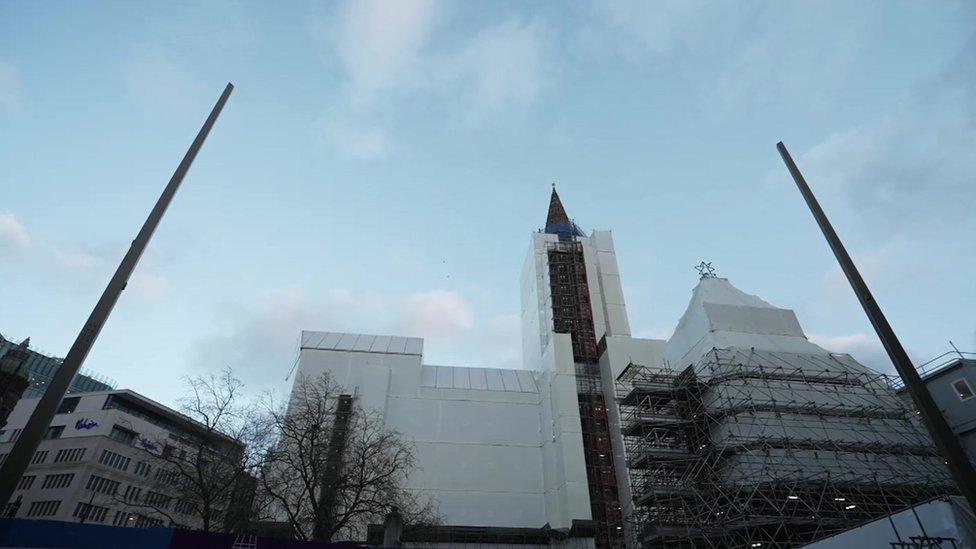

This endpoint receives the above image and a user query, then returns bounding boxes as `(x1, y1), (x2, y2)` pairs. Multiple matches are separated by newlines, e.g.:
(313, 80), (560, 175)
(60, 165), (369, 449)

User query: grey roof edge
(300, 330), (424, 356)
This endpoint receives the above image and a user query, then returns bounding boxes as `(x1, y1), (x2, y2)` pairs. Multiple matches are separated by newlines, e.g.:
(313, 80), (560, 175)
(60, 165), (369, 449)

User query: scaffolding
(617, 348), (955, 548)
(548, 240), (625, 548)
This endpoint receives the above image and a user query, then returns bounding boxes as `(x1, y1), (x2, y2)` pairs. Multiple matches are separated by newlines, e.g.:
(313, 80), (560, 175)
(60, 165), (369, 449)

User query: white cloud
(130, 271), (169, 301)
(0, 61), (22, 111)
(47, 244), (170, 302)
(808, 332), (894, 375)
(786, 34), (976, 237)
(591, 2), (862, 110)
(397, 289), (474, 339)
(444, 18), (549, 117)
(594, 0), (707, 55)
(319, 117), (391, 160)
(0, 213), (31, 250)
(2, 211), (171, 302)
(326, 0), (441, 104)
(53, 249), (101, 270)
(820, 245), (892, 307)
(190, 285), (526, 391)
(314, 3), (553, 157)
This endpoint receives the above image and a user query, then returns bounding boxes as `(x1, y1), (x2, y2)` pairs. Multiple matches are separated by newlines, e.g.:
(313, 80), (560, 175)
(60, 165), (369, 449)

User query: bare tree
(120, 368), (269, 532)
(258, 372), (437, 542)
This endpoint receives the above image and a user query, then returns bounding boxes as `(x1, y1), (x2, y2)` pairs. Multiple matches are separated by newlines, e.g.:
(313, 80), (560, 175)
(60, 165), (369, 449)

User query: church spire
(544, 185), (584, 237)
(546, 185), (570, 230)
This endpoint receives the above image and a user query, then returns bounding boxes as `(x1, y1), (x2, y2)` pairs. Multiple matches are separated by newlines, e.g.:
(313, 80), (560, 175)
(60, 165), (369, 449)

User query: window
(26, 500), (60, 518)
(41, 473), (74, 489)
(16, 476), (35, 490)
(31, 450), (49, 464)
(9, 429), (22, 442)
(86, 474), (120, 495)
(134, 514), (163, 528)
(123, 485), (142, 502)
(44, 425), (64, 439)
(98, 449), (130, 471)
(133, 461), (151, 477)
(145, 491), (172, 509)
(0, 453), (8, 466)
(155, 468), (179, 486)
(952, 378), (974, 402)
(54, 448), (86, 463)
(112, 511), (135, 526)
(57, 397), (80, 414)
(73, 502), (108, 523)
(174, 500), (195, 514)
(108, 425), (137, 445)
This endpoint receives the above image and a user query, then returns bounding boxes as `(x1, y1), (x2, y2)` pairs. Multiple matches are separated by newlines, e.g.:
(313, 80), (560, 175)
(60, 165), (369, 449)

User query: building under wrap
(616, 276), (953, 547)
(291, 190), (955, 548)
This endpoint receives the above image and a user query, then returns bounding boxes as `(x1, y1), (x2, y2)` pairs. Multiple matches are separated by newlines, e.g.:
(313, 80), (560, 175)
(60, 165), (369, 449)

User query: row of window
(86, 474), (120, 496)
(72, 502), (108, 523)
(0, 425), (68, 442)
(134, 460), (151, 477)
(41, 473), (74, 489)
(12, 499), (169, 526)
(99, 449), (130, 472)
(145, 491), (172, 508)
(173, 499), (194, 514)
(0, 450), (51, 466)
(155, 468), (179, 486)
(102, 394), (199, 448)
(14, 473), (76, 493)
(16, 476), (34, 490)
(122, 485), (142, 502)
(10, 493), (184, 524)
(54, 447), (85, 463)
(57, 397), (80, 414)
(109, 425), (137, 445)
(25, 500), (60, 518)
(15, 466), (75, 490)
(111, 511), (163, 529)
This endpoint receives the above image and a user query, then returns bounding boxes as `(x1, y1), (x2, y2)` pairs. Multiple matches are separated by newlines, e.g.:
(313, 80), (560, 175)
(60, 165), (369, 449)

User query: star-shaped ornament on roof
(695, 261), (716, 279)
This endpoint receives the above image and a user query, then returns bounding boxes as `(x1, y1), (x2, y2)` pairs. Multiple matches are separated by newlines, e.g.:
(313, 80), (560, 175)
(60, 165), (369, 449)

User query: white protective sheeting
(300, 330), (423, 356)
(667, 278), (837, 369)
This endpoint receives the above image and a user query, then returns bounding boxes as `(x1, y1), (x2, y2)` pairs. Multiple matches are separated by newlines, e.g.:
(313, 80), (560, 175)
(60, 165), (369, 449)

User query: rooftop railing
(891, 350), (976, 390)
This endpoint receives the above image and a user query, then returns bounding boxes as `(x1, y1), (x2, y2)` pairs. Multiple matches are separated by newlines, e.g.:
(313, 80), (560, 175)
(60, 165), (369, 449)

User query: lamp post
(0, 84), (234, 506)
(777, 140), (976, 513)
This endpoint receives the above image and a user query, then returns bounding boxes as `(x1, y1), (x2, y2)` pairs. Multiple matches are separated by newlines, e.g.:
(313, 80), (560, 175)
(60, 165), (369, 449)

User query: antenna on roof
(695, 261), (717, 279)
(950, 340), (964, 360)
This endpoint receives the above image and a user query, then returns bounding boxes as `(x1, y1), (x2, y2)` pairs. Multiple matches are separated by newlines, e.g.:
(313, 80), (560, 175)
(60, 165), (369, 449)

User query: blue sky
(2, 1), (974, 407)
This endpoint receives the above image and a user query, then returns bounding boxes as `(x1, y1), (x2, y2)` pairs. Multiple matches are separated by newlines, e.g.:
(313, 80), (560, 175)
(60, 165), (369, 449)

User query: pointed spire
(18, 338), (30, 350)
(545, 185), (571, 229)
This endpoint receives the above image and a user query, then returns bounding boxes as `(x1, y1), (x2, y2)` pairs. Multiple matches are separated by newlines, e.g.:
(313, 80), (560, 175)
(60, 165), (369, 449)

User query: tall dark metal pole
(0, 83), (234, 506)
(776, 141), (976, 512)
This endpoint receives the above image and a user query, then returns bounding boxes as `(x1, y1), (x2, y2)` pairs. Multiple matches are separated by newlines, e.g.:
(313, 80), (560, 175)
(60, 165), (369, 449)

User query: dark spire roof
(546, 186), (570, 228)
(544, 185), (585, 237)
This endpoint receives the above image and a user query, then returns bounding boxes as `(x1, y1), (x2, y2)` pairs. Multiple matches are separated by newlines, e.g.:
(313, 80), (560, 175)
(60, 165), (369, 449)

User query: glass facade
(0, 334), (114, 398)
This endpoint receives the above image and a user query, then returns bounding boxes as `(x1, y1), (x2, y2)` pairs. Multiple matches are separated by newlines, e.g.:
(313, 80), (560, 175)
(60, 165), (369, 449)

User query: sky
(1, 1), (974, 408)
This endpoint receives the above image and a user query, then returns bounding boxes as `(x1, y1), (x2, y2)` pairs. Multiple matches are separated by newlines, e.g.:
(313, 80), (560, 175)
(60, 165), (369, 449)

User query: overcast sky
(2, 1), (974, 407)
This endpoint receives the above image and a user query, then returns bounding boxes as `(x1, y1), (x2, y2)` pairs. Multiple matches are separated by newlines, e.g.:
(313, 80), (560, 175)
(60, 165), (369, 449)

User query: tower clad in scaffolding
(544, 189), (625, 548)
(616, 276), (953, 547)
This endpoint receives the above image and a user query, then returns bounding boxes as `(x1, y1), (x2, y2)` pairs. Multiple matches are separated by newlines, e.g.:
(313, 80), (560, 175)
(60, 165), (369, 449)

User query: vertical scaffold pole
(0, 83), (234, 507)
(776, 140), (976, 514)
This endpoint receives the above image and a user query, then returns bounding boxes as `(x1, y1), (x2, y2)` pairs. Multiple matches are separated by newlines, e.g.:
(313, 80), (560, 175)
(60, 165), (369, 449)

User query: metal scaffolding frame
(547, 240), (625, 548)
(617, 348), (955, 548)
